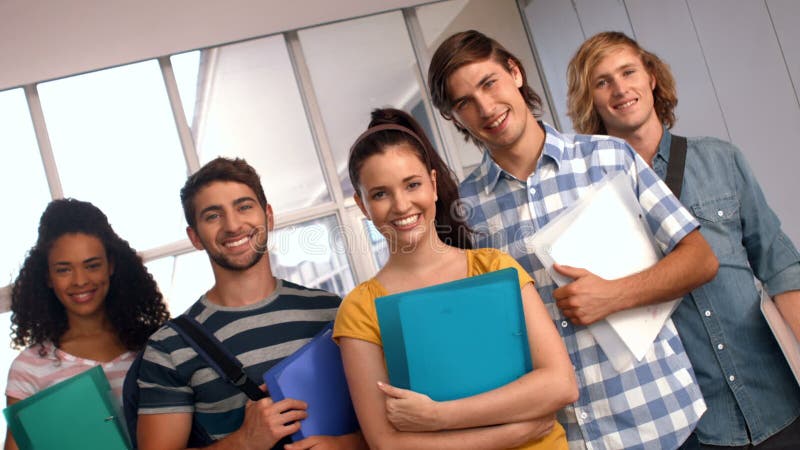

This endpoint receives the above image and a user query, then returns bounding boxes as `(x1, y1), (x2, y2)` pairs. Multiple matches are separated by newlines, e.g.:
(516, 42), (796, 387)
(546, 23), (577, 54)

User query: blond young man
(567, 31), (800, 449)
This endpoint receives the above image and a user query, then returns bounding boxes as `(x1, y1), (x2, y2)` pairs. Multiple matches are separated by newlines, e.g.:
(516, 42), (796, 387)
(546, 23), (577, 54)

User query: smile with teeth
(70, 290), (95, 303)
(392, 214), (420, 227)
(486, 111), (508, 129)
(224, 235), (250, 248)
(614, 98), (637, 110)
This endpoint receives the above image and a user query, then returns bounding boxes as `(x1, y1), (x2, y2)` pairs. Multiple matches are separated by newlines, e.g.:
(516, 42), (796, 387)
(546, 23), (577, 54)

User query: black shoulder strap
(170, 315), (267, 401)
(665, 134), (688, 199)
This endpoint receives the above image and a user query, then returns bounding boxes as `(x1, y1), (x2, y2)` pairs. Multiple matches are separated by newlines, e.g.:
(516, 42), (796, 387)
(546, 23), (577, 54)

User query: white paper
(530, 172), (680, 372)
(761, 291), (800, 386)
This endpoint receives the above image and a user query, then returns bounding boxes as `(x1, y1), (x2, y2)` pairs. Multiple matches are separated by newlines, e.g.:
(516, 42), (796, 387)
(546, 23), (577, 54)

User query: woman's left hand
(376, 381), (443, 431)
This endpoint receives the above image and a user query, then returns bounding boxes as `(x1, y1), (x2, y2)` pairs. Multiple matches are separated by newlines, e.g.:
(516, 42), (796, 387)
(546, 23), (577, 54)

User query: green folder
(3, 365), (131, 450)
(376, 267), (531, 401)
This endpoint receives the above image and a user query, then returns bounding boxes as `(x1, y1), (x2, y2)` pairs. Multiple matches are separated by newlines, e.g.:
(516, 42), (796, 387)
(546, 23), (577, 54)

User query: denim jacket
(654, 128), (800, 446)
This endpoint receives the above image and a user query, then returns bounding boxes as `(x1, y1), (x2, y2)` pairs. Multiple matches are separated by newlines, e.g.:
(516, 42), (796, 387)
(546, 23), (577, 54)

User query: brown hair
(428, 30), (542, 145)
(567, 31), (677, 134)
(348, 108), (472, 249)
(180, 157), (268, 229)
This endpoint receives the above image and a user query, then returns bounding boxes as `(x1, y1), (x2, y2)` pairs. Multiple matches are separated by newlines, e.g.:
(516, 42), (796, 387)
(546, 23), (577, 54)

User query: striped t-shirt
(5, 342), (135, 403)
(136, 279), (340, 440)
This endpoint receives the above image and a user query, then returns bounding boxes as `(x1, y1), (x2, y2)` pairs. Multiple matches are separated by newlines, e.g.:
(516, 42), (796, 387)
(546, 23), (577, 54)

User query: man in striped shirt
(135, 157), (364, 450)
(428, 30), (718, 449)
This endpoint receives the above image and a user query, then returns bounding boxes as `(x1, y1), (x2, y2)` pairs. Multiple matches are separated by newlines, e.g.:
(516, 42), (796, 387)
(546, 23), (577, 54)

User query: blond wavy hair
(566, 31), (677, 135)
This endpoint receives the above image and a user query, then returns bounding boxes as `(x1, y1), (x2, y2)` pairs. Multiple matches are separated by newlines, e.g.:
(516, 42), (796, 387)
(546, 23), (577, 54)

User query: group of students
(5, 29), (800, 450)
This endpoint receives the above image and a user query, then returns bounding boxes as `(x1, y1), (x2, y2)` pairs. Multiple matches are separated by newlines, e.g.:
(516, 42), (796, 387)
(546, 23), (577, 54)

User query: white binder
(529, 172), (681, 372)
(760, 291), (800, 385)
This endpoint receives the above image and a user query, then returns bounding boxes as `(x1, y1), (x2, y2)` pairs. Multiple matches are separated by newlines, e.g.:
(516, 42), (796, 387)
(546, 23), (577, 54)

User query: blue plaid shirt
(459, 123), (706, 450)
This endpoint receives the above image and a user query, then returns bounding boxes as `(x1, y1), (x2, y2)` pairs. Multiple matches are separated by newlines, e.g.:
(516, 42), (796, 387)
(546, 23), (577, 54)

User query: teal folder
(375, 267), (531, 401)
(3, 365), (131, 450)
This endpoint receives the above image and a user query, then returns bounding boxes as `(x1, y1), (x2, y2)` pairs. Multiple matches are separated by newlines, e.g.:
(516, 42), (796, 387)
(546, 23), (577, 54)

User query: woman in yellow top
(333, 107), (578, 450)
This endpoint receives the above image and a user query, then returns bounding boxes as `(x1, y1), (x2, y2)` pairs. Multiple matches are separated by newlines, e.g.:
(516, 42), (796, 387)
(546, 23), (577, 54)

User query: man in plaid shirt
(428, 30), (719, 450)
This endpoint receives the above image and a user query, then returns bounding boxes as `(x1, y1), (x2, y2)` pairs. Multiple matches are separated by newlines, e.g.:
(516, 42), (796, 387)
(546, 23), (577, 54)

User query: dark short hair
(428, 30), (542, 145)
(180, 157), (268, 229)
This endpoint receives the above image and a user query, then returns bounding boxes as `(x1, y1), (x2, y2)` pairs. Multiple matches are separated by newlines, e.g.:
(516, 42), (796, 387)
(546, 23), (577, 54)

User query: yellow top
(334, 247), (567, 450)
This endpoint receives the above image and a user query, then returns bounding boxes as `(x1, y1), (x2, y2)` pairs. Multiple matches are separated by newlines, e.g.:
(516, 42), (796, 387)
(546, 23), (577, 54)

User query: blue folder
(3, 365), (131, 450)
(375, 267), (531, 401)
(262, 322), (358, 440)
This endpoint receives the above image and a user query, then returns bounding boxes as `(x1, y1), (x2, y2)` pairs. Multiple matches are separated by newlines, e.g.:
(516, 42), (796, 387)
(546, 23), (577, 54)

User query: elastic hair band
(349, 123), (428, 158)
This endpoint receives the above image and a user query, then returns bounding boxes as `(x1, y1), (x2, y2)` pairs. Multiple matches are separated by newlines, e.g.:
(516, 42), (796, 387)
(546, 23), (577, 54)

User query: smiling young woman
(333, 108), (577, 450)
(4, 198), (169, 450)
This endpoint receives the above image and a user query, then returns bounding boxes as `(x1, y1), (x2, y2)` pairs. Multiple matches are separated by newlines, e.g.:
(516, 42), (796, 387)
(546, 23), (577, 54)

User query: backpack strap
(665, 134), (688, 199)
(123, 347), (214, 448)
(169, 315), (267, 401)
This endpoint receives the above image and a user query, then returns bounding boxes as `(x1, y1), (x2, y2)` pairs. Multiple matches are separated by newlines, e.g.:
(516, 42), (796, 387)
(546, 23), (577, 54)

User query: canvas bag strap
(170, 315), (267, 401)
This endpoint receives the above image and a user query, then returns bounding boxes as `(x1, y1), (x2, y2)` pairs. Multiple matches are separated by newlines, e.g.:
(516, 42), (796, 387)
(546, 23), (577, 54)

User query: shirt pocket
(690, 195), (742, 259)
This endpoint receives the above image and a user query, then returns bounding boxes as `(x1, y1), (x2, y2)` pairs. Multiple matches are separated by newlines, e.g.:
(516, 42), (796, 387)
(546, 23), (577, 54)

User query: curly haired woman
(4, 198), (169, 450)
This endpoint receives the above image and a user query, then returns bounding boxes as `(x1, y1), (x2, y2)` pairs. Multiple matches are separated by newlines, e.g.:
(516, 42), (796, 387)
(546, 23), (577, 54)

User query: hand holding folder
(375, 268), (531, 402)
(262, 322), (358, 441)
(529, 172), (680, 372)
(3, 365), (131, 450)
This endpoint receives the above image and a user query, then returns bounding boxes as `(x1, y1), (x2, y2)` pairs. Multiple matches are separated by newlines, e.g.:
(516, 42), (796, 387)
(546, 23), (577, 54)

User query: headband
(348, 123), (429, 160)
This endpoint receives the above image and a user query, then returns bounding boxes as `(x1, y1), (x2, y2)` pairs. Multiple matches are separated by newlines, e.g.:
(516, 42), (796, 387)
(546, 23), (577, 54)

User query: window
(415, 0), (549, 175)
(146, 250), (213, 316)
(170, 50), (201, 127)
(37, 61), (189, 251)
(183, 36), (330, 215)
(146, 214), (356, 309)
(298, 11), (436, 197)
(0, 89), (52, 285)
(270, 215), (355, 297)
(364, 219), (389, 269)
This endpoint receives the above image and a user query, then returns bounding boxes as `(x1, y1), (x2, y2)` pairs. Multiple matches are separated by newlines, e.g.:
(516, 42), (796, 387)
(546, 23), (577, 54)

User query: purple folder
(263, 322), (359, 440)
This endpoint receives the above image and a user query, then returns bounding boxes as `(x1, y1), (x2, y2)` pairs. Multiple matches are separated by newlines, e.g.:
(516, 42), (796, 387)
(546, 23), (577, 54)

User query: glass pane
(170, 50), (201, 127)
(37, 60), (189, 252)
(270, 215), (355, 298)
(143, 256), (177, 312)
(145, 251), (213, 316)
(299, 12), (438, 197)
(416, 0), (470, 47)
(147, 215), (356, 306)
(364, 219), (389, 269)
(416, 0), (547, 175)
(0, 89), (52, 285)
(190, 35), (329, 215)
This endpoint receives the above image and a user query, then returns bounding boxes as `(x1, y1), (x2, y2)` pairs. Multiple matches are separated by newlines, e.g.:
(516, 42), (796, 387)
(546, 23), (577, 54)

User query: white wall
(523, 0), (800, 246)
(0, 0), (430, 91)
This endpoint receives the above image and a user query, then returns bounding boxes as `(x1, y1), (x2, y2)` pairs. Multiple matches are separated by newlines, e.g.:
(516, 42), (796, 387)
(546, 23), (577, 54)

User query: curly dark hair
(10, 198), (169, 353)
